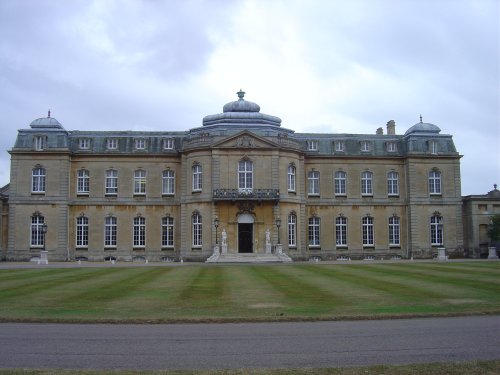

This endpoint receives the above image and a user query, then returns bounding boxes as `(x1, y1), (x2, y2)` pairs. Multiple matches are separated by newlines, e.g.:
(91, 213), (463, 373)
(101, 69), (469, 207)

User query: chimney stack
(386, 120), (396, 135)
(376, 127), (383, 135)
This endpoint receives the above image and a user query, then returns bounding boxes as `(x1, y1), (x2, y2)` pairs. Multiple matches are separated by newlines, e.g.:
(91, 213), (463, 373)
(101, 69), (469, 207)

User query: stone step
(206, 253), (292, 263)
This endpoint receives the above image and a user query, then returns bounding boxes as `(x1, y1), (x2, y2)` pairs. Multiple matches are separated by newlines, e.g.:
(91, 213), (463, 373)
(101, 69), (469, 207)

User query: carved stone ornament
(237, 201), (255, 216)
(236, 136), (255, 148)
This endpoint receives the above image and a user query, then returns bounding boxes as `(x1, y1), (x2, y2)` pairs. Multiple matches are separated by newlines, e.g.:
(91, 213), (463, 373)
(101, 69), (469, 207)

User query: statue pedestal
(213, 245), (220, 255)
(488, 247), (498, 259)
(39, 250), (48, 265)
(221, 244), (228, 255)
(275, 244), (283, 255)
(265, 243), (272, 254)
(437, 247), (447, 261)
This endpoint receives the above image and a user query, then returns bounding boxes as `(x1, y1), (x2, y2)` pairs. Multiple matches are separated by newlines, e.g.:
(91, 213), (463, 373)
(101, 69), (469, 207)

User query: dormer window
(107, 138), (118, 150)
(387, 142), (397, 152)
(334, 141), (345, 152)
(79, 138), (91, 150)
(429, 140), (438, 154)
(34, 136), (47, 151)
(163, 138), (174, 150)
(134, 138), (146, 150)
(360, 141), (370, 152)
(308, 140), (318, 151)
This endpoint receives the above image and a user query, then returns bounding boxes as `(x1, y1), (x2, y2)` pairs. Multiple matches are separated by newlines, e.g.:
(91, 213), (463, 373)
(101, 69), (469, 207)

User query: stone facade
(4, 92), (464, 261)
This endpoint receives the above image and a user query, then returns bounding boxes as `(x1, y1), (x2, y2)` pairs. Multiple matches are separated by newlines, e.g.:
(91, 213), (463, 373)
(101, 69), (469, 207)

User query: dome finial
(237, 89), (245, 100)
(419, 114), (423, 123)
(48, 109), (51, 118)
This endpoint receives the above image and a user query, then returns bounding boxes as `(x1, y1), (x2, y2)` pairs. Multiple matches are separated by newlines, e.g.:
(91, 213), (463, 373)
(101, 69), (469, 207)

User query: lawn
(0, 261), (499, 323)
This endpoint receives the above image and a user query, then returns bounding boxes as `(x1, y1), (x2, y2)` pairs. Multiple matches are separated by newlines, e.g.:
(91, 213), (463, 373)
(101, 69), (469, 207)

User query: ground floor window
(192, 213), (202, 247)
(308, 216), (320, 246)
(335, 216), (347, 246)
(162, 216), (174, 248)
(133, 216), (146, 248)
(76, 216), (89, 247)
(362, 216), (374, 246)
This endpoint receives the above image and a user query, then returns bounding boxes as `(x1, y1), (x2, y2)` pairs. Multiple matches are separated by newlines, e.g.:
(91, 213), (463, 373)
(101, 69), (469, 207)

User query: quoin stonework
(1, 91), (472, 261)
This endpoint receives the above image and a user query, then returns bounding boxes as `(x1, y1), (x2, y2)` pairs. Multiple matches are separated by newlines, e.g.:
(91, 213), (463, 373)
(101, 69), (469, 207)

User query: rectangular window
(161, 217), (174, 248)
(308, 140), (318, 151)
(192, 214), (202, 247)
(308, 170), (320, 196)
(76, 216), (89, 248)
(105, 170), (118, 195)
(133, 216), (146, 248)
(34, 136), (46, 151)
(430, 216), (443, 245)
(162, 170), (175, 195)
(336, 216), (347, 246)
(287, 165), (296, 192)
(335, 171), (346, 196)
(134, 139), (146, 150)
(192, 164), (203, 191)
(107, 138), (118, 150)
(362, 216), (374, 246)
(429, 170), (441, 195)
(79, 138), (90, 149)
(429, 140), (438, 154)
(104, 216), (117, 247)
(134, 170), (147, 195)
(387, 142), (397, 152)
(308, 217), (320, 246)
(30, 215), (45, 247)
(163, 138), (174, 149)
(389, 216), (400, 246)
(361, 141), (370, 152)
(387, 171), (399, 196)
(334, 141), (345, 152)
(238, 160), (253, 192)
(77, 169), (90, 195)
(32, 167), (46, 193)
(288, 214), (296, 247)
(361, 171), (373, 196)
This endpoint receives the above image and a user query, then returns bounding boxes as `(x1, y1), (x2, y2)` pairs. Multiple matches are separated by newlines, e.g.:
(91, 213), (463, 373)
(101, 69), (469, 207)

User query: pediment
(212, 131), (280, 149)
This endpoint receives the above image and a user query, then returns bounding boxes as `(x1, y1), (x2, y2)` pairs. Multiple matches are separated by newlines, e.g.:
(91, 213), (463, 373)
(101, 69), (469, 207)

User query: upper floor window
(133, 216), (146, 248)
(34, 135), (47, 151)
(104, 216), (117, 247)
(107, 138), (119, 150)
(387, 142), (397, 152)
(238, 160), (253, 192)
(429, 170), (441, 195)
(192, 164), (203, 192)
(192, 213), (202, 247)
(30, 214), (45, 247)
(134, 170), (146, 195)
(362, 216), (374, 246)
(32, 167), (46, 193)
(161, 216), (174, 248)
(76, 216), (89, 248)
(308, 140), (318, 151)
(162, 169), (175, 195)
(334, 141), (345, 152)
(360, 141), (370, 152)
(105, 169), (118, 195)
(163, 138), (174, 150)
(308, 216), (320, 247)
(308, 170), (320, 196)
(388, 216), (400, 246)
(288, 213), (297, 247)
(361, 171), (373, 196)
(334, 171), (347, 196)
(430, 215), (443, 246)
(79, 138), (91, 149)
(335, 216), (347, 246)
(287, 164), (296, 192)
(77, 169), (90, 195)
(134, 138), (146, 150)
(429, 140), (438, 154)
(387, 171), (399, 196)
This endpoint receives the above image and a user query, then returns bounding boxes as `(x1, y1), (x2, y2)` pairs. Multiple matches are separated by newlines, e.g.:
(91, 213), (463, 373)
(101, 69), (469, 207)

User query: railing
(213, 188), (280, 201)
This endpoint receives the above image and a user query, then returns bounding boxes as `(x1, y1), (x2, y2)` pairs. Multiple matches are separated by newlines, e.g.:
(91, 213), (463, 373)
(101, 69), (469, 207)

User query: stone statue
(265, 229), (270, 245)
(221, 228), (227, 245)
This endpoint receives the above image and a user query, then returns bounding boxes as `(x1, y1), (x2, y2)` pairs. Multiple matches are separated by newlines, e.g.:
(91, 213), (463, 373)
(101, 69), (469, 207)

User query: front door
(238, 223), (253, 253)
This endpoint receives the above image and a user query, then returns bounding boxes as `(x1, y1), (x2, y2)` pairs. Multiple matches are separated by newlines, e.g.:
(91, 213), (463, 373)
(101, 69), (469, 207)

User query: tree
(487, 214), (500, 246)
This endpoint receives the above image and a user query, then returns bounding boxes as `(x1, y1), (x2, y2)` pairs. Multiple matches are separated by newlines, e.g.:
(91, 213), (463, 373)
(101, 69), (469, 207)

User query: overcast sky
(0, 0), (498, 195)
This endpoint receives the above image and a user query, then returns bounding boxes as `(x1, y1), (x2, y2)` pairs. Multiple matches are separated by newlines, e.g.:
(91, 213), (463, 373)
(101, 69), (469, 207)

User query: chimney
(376, 127), (383, 135)
(386, 120), (396, 135)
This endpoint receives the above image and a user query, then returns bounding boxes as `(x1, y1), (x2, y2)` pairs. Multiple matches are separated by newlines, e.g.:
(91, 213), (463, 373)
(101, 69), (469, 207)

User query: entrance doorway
(238, 224), (253, 253)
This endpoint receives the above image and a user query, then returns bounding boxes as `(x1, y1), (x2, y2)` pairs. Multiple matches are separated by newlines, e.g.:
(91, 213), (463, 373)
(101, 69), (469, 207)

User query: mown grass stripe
(175, 266), (229, 307)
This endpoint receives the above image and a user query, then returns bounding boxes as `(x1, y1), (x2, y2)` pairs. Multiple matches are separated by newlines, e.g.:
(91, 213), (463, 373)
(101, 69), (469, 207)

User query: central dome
(222, 90), (260, 113)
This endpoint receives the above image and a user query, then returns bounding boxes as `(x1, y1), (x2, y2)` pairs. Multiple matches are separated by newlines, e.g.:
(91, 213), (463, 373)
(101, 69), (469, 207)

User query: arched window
(308, 170), (320, 196)
(76, 216), (89, 247)
(133, 216), (146, 247)
(134, 170), (146, 195)
(192, 164), (203, 191)
(288, 213), (297, 247)
(192, 212), (202, 247)
(77, 169), (90, 195)
(361, 171), (373, 196)
(362, 216), (374, 246)
(430, 215), (443, 246)
(287, 164), (296, 192)
(105, 169), (118, 195)
(429, 170), (441, 195)
(387, 171), (399, 196)
(388, 216), (400, 246)
(162, 169), (175, 195)
(32, 167), (46, 193)
(104, 216), (117, 247)
(308, 216), (320, 246)
(334, 171), (347, 196)
(335, 216), (347, 246)
(161, 216), (174, 248)
(30, 213), (45, 247)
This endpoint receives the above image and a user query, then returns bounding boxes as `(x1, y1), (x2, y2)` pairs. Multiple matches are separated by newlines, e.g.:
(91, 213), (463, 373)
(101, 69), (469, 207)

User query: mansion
(1, 91), (468, 262)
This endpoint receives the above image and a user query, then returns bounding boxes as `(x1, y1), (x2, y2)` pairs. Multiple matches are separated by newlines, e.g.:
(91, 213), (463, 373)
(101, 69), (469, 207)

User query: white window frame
(134, 138), (146, 150)
(107, 138), (118, 150)
(361, 141), (370, 152)
(77, 169), (90, 195)
(308, 170), (320, 196)
(308, 140), (318, 151)
(361, 171), (373, 196)
(362, 216), (374, 246)
(429, 170), (442, 195)
(429, 140), (438, 154)
(335, 171), (347, 196)
(192, 164), (203, 192)
(387, 142), (397, 152)
(104, 216), (117, 248)
(288, 214), (297, 247)
(134, 169), (147, 195)
(238, 160), (253, 192)
(162, 170), (175, 195)
(287, 165), (296, 192)
(192, 214), (202, 247)
(335, 216), (348, 247)
(335, 141), (345, 152)
(161, 216), (174, 248)
(387, 171), (399, 196)
(32, 167), (46, 193)
(30, 215), (45, 247)
(163, 138), (174, 150)
(308, 216), (320, 247)
(79, 138), (91, 149)
(389, 216), (400, 246)
(105, 169), (118, 196)
(34, 135), (46, 151)
(76, 216), (89, 248)
(430, 215), (443, 246)
(133, 216), (146, 248)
